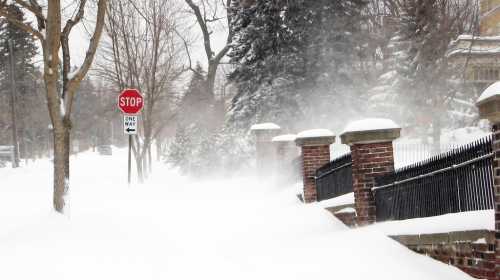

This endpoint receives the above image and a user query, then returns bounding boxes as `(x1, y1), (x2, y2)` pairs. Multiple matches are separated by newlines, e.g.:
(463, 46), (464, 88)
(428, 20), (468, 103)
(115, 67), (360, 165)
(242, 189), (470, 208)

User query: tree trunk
(142, 154), (149, 179)
(207, 63), (217, 100)
(135, 154), (144, 183)
(131, 136), (145, 183)
(156, 140), (162, 161)
(46, 76), (72, 213)
(53, 125), (70, 213)
(147, 145), (152, 174)
(141, 143), (149, 178)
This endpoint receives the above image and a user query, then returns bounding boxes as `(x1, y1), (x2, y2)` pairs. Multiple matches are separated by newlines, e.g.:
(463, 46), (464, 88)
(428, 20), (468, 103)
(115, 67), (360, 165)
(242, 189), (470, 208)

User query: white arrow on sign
(123, 115), (138, 135)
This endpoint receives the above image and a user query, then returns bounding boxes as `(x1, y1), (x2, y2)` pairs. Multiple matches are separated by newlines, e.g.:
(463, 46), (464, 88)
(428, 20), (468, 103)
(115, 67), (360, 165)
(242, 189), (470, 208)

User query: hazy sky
(34, 3), (227, 71)
(22, 0), (229, 86)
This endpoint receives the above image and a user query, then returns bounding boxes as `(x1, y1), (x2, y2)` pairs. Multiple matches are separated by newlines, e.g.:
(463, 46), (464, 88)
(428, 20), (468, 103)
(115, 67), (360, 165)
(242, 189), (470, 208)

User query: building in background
(448, 0), (500, 92)
(480, 0), (500, 35)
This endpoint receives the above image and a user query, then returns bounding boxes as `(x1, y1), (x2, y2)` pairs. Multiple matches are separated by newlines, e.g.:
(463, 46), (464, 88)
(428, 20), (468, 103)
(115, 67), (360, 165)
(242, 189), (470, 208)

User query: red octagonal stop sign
(118, 89), (144, 114)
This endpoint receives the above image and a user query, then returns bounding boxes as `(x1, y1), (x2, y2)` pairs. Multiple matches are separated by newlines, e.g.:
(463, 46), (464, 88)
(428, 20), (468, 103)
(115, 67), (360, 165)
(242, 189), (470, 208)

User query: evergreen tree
(0, 4), (40, 157)
(178, 63), (211, 128)
(365, 31), (412, 125)
(192, 0), (369, 173)
(167, 125), (192, 170)
(0, 4), (37, 89)
(365, 0), (476, 150)
(227, 0), (368, 132)
(395, 0), (473, 147)
(167, 64), (220, 175)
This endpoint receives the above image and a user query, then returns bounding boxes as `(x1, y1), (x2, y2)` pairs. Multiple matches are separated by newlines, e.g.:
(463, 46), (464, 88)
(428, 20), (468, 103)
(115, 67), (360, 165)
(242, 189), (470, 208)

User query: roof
(448, 34), (500, 57)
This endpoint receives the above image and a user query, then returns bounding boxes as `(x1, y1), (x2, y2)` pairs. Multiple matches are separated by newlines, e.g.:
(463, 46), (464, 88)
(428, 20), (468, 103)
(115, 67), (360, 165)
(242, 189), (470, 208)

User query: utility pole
(8, 39), (20, 168)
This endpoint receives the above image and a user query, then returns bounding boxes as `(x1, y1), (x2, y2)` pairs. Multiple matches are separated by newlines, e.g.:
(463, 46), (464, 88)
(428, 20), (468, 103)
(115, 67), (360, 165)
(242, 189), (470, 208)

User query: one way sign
(123, 115), (138, 135)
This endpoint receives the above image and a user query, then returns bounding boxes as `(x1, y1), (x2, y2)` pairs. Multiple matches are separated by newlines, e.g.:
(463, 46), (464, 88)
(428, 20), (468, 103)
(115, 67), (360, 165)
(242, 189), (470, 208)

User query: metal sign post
(118, 89), (144, 186)
(123, 115), (138, 186)
(128, 134), (132, 185)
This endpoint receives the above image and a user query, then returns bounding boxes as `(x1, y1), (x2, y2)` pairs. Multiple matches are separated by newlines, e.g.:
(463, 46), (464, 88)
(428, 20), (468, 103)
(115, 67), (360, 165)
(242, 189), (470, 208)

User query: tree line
(0, 0), (483, 213)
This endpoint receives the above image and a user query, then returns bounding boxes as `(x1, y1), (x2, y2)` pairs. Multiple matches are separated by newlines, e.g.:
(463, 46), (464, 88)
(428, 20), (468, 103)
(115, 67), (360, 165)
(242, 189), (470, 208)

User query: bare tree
(0, 0), (107, 213)
(183, 0), (233, 101)
(97, 0), (183, 181)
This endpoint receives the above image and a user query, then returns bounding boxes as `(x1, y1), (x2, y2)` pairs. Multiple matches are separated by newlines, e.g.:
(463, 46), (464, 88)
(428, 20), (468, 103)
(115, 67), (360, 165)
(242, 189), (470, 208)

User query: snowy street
(1, 0), (499, 278)
(0, 149), (474, 280)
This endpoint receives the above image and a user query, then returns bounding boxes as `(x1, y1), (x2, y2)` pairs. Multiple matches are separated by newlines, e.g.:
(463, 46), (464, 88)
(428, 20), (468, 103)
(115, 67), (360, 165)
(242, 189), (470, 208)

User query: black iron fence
(373, 136), (494, 221)
(315, 153), (353, 201)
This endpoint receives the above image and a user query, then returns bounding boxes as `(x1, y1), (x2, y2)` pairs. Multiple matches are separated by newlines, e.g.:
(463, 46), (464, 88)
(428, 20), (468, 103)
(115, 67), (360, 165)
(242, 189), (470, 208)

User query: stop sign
(118, 89), (144, 114)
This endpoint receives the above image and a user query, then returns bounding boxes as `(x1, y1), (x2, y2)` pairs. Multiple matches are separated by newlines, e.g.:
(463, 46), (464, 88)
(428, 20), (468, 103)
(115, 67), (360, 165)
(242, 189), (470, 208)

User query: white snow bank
(456, 34), (500, 41)
(336, 207), (356, 214)
(367, 210), (493, 236)
(474, 238), (487, 244)
(316, 192), (354, 209)
(250, 123), (281, 130)
(272, 134), (297, 142)
(296, 129), (334, 139)
(330, 143), (351, 159)
(477, 81), (500, 103)
(0, 151), (475, 280)
(343, 118), (400, 133)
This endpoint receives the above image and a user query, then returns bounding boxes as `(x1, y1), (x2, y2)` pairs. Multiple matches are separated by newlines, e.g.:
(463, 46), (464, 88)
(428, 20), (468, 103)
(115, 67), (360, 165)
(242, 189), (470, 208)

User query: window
(472, 67), (500, 81)
(481, 0), (490, 14)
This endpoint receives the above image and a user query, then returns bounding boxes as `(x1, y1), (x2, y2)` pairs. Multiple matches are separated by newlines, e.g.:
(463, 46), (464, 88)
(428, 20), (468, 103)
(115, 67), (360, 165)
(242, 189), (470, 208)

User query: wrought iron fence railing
(315, 153), (353, 201)
(373, 135), (494, 221)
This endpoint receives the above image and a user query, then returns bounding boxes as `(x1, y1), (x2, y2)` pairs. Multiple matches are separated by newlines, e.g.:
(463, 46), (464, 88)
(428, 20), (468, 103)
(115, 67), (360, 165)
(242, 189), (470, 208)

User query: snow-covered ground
(368, 210), (494, 236)
(0, 149), (474, 280)
(315, 193), (493, 235)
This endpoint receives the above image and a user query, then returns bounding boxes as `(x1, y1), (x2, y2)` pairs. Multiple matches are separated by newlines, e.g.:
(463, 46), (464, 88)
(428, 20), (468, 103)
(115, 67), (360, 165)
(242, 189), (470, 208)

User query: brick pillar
(340, 122), (400, 226)
(295, 129), (335, 203)
(251, 123), (281, 176)
(493, 124), (500, 280)
(273, 134), (298, 164)
(476, 88), (500, 280)
(272, 134), (299, 182)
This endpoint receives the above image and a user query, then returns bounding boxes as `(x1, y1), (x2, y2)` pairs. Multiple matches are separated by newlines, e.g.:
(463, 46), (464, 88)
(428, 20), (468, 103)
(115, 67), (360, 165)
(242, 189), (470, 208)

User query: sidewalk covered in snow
(0, 149), (475, 280)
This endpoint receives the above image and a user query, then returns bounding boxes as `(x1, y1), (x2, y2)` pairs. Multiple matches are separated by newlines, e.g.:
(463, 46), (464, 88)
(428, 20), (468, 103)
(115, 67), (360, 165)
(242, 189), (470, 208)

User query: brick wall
(301, 144), (331, 203)
(351, 142), (395, 225)
(493, 124), (500, 279)
(392, 231), (497, 280)
(476, 87), (500, 279)
(332, 212), (357, 227)
(324, 204), (357, 228)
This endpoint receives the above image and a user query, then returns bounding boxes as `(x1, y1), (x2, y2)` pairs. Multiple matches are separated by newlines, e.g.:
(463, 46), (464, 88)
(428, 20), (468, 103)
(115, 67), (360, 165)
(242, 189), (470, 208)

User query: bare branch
(0, 6), (44, 40)
(174, 27), (202, 75)
(61, 0), (87, 100)
(184, 0), (213, 59)
(65, 0), (108, 117)
(13, 0), (44, 21)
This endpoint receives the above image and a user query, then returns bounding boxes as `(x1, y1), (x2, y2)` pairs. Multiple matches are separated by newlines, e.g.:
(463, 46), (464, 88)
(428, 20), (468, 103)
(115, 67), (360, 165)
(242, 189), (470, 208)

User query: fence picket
(315, 154), (353, 201)
(374, 135), (494, 221)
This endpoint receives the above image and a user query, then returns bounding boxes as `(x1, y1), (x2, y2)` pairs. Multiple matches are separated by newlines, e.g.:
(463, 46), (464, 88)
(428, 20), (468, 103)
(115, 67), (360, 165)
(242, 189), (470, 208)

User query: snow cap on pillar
(476, 81), (500, 123)
(272, 134), (297, 143)
(251, 123), (281, 142)
(295, 129), (335, 146)
(273, 134), (298, 158)
(340, 118), (401, 145)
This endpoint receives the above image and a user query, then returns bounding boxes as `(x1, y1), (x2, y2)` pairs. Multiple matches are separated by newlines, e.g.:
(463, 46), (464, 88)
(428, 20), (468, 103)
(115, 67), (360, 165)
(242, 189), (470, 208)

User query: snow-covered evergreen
(227, 0), (368, 132)
(367, 0), (477, 146)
